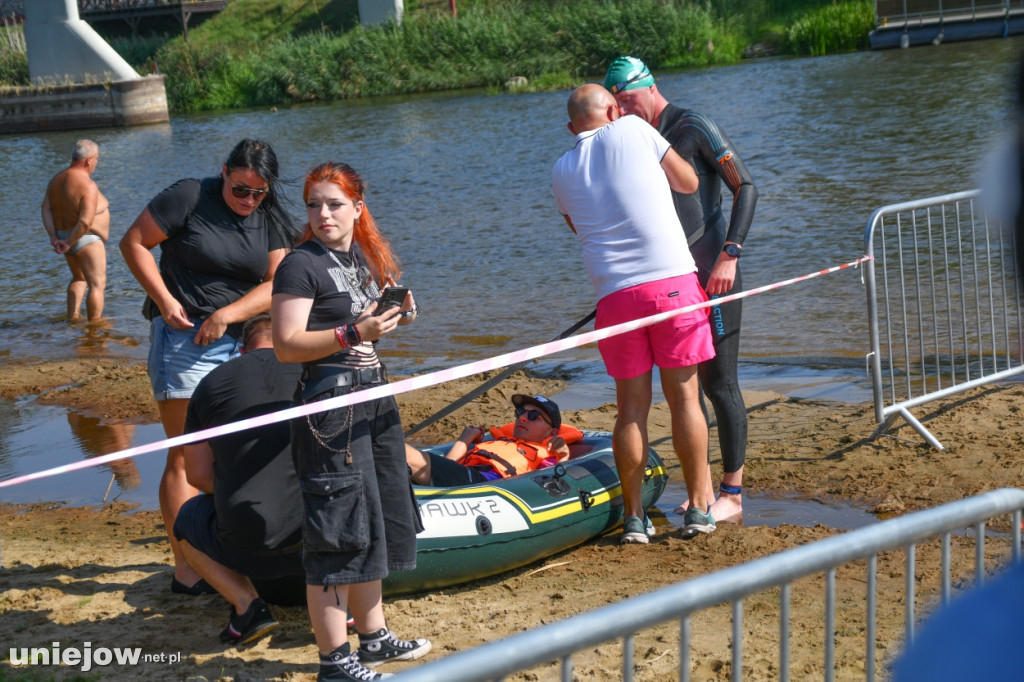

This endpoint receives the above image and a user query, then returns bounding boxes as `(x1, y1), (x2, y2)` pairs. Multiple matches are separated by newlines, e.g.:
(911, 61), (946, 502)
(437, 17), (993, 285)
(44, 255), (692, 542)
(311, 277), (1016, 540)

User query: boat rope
(0, 256), (871, 489)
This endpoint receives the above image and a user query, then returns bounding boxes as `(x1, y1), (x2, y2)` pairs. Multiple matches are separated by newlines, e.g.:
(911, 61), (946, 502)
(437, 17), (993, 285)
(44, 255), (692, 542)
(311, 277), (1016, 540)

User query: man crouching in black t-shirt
(173, 313), (304, 646)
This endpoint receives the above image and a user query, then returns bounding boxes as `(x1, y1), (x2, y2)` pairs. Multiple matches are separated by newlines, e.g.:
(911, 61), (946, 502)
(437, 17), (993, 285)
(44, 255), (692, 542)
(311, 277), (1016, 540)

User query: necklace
(313, 238), (373, 314)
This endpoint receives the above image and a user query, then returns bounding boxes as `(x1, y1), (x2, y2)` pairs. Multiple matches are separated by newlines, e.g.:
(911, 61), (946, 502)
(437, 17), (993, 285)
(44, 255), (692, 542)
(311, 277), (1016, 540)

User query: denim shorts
(173, 494), (303, 581)
(147, 317), (242, 401)
(291, 383), (421, 586)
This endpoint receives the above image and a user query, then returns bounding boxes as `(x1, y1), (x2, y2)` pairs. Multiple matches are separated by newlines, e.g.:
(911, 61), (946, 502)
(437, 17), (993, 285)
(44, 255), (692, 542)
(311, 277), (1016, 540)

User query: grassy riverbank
(0, 0), (874, 112)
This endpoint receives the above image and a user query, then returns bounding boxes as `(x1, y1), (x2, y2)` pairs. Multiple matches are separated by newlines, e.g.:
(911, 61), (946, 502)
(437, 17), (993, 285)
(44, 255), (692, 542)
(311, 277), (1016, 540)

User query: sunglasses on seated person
(230, 185), (269, 200)
(515, 407), (551, 425)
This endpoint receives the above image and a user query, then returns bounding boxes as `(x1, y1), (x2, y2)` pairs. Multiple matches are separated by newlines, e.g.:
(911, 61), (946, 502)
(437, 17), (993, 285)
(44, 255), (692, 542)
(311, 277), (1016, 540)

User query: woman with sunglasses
(120, 138), (295, 596)
(272, 162), (427, 681)
(405, 394), (570, 487)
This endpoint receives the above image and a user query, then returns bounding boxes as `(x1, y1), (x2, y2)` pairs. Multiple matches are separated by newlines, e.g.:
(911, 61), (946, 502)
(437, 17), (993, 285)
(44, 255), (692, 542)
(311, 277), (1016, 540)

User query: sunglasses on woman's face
(230, 185), (269, 200)
(515, 407), (550, 424)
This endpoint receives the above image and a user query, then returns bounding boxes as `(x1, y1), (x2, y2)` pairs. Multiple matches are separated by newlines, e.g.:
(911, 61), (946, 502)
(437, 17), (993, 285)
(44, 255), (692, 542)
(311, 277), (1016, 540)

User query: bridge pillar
(358, 0), (403, 26)
(24, 0), (139, 84)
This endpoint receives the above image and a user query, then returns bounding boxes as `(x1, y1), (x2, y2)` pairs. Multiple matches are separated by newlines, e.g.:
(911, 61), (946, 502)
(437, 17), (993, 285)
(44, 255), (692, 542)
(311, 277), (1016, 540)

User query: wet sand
(2, 358), (1023, 680)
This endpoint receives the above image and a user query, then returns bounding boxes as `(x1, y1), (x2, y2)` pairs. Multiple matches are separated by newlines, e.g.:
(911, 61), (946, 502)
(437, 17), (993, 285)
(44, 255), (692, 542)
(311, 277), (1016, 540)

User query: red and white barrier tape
(0, 256), (870, 489)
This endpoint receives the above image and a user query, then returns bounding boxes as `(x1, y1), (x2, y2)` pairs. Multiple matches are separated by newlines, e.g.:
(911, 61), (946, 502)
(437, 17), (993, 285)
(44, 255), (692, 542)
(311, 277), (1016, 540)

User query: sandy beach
(2, 357), (1023, 680)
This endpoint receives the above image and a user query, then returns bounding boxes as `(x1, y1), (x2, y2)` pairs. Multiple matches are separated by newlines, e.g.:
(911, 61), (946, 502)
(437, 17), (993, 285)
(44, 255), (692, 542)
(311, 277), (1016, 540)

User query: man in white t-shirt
(552, 84), (717, 542)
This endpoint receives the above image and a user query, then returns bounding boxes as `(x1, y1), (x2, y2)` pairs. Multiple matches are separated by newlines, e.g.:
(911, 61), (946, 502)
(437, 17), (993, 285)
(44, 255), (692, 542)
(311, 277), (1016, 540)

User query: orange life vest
(458, 438), (555, 479)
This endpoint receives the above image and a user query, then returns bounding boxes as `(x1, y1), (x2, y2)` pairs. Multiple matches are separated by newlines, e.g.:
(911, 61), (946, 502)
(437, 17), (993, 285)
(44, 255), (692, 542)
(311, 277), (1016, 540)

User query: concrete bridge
(2, 0), (405, 38)
(871, 0), (1024, 48)
(77, 0), (229, 40)
(75, 0), (403, 36)
(76, 0), (407, 35)
(1, 0), (406, 133)
(1, 0), (168, 133)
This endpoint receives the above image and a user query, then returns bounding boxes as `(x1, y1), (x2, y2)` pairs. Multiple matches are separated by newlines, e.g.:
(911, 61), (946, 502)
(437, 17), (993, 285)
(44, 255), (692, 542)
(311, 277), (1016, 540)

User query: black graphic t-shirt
(146, 177), (290, 335)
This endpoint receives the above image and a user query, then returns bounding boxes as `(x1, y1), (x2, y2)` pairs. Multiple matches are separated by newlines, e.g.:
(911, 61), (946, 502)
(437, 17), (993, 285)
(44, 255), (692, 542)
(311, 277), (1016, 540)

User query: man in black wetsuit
(604, 56), (758, 523)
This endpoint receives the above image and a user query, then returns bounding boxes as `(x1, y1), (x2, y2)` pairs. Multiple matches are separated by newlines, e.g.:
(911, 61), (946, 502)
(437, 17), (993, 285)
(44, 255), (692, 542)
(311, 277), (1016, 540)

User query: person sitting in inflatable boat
(405, 394), (585, 486)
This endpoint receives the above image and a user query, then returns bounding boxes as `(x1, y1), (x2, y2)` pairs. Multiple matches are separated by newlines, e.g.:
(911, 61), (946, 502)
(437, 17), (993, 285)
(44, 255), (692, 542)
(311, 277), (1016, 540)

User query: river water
(1, 38), (1021, 509)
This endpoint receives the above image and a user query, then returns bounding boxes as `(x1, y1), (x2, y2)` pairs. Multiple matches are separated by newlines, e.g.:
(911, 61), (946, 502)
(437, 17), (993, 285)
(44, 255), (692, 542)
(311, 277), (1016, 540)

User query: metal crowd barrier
(863, 190), (1024, 449)
(394, 488), (1024, 682)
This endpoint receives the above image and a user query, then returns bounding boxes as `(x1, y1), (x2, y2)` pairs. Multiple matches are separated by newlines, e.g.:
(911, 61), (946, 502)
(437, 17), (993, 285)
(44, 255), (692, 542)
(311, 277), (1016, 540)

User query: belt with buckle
(300, 364), (387, 400)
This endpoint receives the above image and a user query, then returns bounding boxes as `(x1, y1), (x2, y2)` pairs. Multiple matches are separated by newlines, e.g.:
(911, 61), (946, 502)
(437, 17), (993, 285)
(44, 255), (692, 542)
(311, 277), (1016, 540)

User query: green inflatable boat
(383, 430), (668, 595)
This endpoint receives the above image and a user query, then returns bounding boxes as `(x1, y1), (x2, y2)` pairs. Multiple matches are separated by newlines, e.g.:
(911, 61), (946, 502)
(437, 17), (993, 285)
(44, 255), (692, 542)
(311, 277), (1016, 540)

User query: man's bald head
(566, 83), (619, 134)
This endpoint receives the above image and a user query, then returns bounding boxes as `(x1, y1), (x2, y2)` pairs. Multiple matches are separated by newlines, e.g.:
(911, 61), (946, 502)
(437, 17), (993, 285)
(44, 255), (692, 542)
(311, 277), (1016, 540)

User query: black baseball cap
(511, 394), (561, 430)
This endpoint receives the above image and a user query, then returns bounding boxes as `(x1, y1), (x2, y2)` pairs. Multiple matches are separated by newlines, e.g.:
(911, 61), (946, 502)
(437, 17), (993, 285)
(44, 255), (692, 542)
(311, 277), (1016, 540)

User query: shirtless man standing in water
(42, 139), (109, 321)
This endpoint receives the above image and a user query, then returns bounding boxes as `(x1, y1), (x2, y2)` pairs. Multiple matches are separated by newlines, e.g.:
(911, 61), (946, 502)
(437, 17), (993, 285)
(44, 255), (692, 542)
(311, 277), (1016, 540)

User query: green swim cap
(604, 56), (655, 94)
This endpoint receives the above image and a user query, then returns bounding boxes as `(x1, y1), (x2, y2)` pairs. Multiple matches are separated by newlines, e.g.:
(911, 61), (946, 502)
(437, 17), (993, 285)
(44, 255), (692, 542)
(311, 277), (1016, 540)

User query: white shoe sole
(681, 524), (716, 538)
(360, 640), (432, 668)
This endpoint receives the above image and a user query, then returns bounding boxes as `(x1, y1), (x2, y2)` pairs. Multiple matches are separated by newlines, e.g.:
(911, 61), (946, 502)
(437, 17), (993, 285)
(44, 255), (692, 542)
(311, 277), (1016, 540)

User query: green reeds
(0, 15), (27, 86)
(160, 0), (742, 112)
(785, 0), (875, 55)
(108, 33), (176, 73)
(0, 1), (882, 108)
(0, 51), (27, 86)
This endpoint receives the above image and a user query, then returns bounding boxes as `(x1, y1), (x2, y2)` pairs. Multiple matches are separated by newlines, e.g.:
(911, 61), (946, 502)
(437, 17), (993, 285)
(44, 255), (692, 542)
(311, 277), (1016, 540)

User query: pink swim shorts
(596, 273), (716, 379)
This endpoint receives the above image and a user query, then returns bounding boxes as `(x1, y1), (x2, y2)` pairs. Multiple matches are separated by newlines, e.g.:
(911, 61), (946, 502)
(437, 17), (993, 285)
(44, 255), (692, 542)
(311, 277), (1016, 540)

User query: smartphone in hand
(374, 286), (409, 316)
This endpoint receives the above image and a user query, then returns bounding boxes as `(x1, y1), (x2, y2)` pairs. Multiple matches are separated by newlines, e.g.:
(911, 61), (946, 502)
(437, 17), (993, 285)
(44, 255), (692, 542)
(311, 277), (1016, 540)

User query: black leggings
(697, 267), (746, 475)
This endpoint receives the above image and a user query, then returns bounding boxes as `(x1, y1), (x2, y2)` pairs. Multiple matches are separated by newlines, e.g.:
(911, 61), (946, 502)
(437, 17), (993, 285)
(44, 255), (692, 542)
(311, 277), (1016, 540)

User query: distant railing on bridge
(78, 0), (227, 13)
(79, 1), (183, 10)
(76, 0), (228, 39)
(875, 0), (1024, 26)
(0, 1), (225, 15)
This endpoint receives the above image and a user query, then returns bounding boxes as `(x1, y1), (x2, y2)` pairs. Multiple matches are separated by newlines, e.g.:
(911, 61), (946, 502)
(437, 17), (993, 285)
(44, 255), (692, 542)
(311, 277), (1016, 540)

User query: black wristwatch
(723, 243), (742, 258)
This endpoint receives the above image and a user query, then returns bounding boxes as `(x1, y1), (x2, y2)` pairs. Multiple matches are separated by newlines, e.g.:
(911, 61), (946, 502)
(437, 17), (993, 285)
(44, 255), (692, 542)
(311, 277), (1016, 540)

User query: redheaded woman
(272, 162), (429, 681)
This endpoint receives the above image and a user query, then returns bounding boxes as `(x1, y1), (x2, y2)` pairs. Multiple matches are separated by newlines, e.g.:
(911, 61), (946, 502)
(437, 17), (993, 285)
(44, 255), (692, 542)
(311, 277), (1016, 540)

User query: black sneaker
(357, 628), (432, 667)
(319, 643), (392, 681)
(171, 576), (218, 596)
(219, 598), (278, 646)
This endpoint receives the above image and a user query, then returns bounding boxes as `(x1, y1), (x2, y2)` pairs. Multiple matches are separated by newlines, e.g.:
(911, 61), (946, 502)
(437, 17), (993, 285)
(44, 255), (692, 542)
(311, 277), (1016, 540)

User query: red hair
(300, 162), (402, 285)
